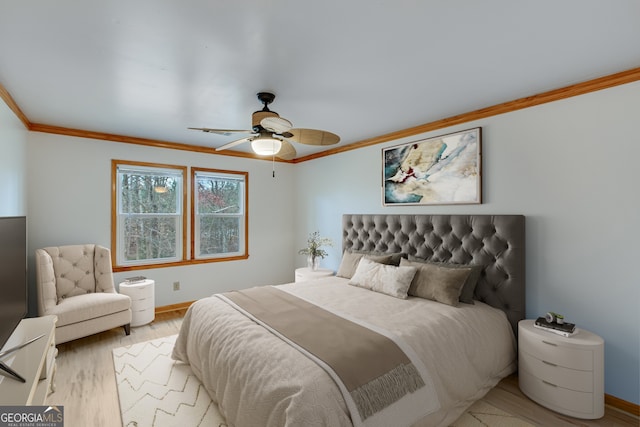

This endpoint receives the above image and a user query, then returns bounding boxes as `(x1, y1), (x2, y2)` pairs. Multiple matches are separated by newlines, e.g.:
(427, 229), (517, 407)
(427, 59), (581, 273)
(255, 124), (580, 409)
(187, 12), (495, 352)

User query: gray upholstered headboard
(342, 214), (525, 335)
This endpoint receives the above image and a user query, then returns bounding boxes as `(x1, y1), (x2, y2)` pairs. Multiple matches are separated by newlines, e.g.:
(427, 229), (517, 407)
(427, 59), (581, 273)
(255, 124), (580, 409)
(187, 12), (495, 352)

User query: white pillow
(348, 258), (417, 299)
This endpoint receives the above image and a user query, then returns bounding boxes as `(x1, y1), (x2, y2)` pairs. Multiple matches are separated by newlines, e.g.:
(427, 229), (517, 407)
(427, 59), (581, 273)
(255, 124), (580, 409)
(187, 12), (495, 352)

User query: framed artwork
(382, 127), (482, 206)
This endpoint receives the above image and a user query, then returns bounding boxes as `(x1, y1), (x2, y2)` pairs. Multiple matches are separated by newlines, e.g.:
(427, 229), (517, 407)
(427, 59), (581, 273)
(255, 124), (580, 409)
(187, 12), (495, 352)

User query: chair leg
(123, 324), (131, 336)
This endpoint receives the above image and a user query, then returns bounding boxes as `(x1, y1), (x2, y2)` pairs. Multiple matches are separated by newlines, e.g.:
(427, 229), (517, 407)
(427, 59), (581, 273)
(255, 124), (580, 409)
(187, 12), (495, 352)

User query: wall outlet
(173, 281), (180, 291)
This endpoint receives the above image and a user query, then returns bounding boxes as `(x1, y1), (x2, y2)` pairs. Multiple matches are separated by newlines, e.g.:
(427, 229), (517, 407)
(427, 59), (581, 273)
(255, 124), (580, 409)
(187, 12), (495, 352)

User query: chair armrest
(95, 245), (116, 293)
(35, 249), (58, 314)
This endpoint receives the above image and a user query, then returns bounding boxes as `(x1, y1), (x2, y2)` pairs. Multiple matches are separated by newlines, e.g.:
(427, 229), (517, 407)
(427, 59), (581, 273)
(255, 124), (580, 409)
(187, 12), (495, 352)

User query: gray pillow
(408, 256), (482, 304)
(336, 251), (395, 279)
(353, 250), (403, 266)
(400, 258), (471, 307)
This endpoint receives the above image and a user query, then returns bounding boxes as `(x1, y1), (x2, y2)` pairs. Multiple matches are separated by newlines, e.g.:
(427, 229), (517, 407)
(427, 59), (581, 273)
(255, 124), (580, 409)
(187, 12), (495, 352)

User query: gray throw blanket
(220, 286), (425, 420)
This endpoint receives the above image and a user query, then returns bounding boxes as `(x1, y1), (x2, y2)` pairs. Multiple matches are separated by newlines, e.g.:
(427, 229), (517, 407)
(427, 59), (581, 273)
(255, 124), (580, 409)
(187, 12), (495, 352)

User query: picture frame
(382, 127), (482, 206)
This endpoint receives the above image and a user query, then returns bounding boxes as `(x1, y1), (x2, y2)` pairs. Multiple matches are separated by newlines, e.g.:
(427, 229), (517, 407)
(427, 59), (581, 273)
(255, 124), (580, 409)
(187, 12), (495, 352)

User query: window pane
(114, 161), (187, 268)
(123, 216), (177, 261)
(120, 173), (179, 214)
(199, 216), (240, 255)
(196, 176), (242, 214)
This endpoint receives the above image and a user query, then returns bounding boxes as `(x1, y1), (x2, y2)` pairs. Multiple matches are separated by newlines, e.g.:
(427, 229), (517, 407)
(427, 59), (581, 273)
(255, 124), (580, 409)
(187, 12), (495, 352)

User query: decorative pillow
(407, 256), (482, 304)
(400, 258), (472, 306)
(353, 250), (403, 266)
(336, 251), (395, 279)
(348, 258), (416, 299)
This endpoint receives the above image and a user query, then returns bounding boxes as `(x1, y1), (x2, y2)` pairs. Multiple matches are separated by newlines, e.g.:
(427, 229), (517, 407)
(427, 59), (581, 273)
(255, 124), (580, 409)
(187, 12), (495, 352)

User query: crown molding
(293, 66), (640, 163)
(2, 66), (639, 163)
(28, 123), (291, 163)
(0, 83), (30, 129)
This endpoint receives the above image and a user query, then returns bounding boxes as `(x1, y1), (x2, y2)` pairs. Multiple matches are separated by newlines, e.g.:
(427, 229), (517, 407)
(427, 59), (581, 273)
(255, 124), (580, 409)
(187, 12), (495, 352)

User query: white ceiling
(1, 1), (639, 159)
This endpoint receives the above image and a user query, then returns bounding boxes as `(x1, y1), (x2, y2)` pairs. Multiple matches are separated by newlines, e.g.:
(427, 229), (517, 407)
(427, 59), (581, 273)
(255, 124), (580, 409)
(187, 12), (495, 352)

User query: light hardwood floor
(47, 310), (639, 427)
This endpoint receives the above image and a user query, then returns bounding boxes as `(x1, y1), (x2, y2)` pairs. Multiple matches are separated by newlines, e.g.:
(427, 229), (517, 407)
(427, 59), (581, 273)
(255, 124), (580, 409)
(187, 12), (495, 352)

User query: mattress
(172, 277), (517, 427)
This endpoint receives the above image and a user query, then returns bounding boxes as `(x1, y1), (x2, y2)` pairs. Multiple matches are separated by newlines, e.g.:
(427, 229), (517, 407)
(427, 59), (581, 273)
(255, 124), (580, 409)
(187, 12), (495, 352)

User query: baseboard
(605, 394), (640, 417)
(155, 301), (194, 314)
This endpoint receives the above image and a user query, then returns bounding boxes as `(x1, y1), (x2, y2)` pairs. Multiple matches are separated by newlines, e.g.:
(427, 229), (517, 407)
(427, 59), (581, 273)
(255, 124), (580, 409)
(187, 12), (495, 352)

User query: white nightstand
(119, 279), (155, 327)
(518, 319), (604, 419)
(294, 267), (334, 283)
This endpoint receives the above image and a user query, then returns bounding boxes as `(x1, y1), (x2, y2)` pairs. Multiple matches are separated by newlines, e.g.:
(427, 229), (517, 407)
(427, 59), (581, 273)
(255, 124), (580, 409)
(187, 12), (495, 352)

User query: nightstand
(119, 279), (155, 327)
(294, 267), (334, 283)
(518, 319), (604, 419)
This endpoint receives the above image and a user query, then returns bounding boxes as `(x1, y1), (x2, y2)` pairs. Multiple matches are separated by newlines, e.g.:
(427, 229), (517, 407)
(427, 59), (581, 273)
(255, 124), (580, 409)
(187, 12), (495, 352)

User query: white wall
(26, 133), (297, 313)
(0, 101), (27, 216)
(294, 82), (640, 404)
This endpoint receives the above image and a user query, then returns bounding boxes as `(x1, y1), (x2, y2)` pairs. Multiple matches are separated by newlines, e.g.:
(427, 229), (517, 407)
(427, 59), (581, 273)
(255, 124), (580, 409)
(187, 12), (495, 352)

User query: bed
(173, 214), (525, 427)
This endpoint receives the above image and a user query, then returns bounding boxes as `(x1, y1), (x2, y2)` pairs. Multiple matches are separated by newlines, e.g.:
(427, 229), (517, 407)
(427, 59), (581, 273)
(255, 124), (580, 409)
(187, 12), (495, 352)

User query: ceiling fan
(189, 92), (340, 160)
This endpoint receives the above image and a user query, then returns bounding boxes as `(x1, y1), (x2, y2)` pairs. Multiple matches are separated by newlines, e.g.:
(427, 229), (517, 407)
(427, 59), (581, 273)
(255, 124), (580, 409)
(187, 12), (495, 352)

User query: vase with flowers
(298, 231), (333, 271)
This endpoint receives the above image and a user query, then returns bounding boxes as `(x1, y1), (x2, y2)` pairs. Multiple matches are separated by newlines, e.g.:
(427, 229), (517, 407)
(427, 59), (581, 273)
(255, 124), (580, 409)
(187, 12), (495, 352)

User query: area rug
(113, 335), (534, 427)
(112, 335), (226, 427)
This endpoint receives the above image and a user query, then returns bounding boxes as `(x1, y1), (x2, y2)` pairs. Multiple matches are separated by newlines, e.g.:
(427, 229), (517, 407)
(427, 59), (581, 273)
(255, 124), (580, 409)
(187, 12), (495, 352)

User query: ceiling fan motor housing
(252, 92), (278, 131)
(252, 110), (279, 130)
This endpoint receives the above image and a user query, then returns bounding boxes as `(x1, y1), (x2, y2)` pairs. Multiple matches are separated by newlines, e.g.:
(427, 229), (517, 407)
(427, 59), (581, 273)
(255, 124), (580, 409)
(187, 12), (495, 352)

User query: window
(113, 161), (187, 268)
(192, 168), (248, 260)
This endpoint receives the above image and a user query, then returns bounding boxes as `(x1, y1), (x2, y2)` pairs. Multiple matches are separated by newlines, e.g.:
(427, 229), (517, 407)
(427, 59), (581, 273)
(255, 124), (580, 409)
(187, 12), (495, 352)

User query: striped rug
(113, 335), (534, 427)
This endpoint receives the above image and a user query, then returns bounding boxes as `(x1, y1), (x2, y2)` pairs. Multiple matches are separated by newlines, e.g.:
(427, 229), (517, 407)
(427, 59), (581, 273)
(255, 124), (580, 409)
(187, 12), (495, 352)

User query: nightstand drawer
(519, 329), (593, 370)
(130, 307), (154, 327)
(122, 282), (153, 299)
(519, 351), (593, 392)
(131, 296), (154, 311)
(519, 369), (594, 416)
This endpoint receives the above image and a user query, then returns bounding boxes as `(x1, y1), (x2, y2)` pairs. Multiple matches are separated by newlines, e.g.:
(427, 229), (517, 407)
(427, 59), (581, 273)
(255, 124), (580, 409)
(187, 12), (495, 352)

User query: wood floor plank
(46, 310), (638, 427)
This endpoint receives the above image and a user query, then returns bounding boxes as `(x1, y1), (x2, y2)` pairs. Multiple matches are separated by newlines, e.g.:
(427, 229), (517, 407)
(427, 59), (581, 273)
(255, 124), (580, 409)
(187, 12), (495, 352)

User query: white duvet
(172, 277), (516, 427)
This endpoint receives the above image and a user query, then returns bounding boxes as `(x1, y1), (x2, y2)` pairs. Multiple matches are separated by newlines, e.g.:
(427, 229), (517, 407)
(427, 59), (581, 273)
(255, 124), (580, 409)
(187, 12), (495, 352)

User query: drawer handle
(542, 360), (557, 367)
(542, 380), (558, 388)
(541, 340), (557, 347)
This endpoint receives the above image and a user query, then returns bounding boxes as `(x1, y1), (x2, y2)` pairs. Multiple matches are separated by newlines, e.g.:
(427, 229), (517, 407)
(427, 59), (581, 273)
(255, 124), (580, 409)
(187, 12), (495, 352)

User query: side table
(294, 267), (334, 283)
(119, 279), (155, 327)
(518, 319), (604, 419)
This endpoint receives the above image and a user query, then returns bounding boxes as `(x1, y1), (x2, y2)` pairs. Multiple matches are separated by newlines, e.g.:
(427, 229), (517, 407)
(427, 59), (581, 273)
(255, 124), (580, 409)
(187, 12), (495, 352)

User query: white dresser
(0, 315), (57, 405)
(518, 319), (604, 419)
(119, 279), (155, 327)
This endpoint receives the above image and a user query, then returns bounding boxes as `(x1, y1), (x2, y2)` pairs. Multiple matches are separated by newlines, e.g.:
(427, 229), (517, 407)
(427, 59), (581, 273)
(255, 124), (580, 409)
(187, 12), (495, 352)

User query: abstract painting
(382, 128), (482, 205)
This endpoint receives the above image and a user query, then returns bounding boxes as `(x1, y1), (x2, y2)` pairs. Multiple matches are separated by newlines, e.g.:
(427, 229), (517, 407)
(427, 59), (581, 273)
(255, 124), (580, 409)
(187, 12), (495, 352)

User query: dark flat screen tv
(0, 216), (27, 352)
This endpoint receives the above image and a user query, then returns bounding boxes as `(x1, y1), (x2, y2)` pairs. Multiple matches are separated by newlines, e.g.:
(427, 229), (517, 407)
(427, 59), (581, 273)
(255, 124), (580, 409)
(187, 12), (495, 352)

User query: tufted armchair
(35, 244), (132, 344)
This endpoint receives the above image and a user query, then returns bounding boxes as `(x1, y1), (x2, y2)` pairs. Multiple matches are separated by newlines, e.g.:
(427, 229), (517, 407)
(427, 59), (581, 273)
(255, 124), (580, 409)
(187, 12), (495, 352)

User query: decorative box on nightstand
(294, 267), (334, 283)
(119, 279), (155, 327)
(518, 319), (604, 419)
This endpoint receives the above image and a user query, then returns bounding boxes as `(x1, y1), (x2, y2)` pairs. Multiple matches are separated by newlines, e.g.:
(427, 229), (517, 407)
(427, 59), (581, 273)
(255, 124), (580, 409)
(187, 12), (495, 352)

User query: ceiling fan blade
(260, 116), (292, 134)
(287, 128), (340, 146)
(276, 140), (297, 160)
(188, 127), (253, 136)
(215, 135), (255, 151)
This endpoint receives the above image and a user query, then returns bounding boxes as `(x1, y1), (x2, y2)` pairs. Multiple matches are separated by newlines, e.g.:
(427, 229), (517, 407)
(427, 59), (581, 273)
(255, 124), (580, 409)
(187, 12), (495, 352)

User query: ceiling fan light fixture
(251, 136), (282, 155)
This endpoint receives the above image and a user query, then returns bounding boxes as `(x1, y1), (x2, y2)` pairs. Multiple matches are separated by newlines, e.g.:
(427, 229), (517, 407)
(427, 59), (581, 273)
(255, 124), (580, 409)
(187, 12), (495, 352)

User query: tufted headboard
(342, 214), (525, 335)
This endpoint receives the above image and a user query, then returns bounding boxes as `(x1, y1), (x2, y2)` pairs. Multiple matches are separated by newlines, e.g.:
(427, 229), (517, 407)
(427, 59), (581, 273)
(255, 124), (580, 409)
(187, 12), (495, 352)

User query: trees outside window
(113, 161), (187, 268)
(112, 162), (247, 270)
(193, 168), (248, 260)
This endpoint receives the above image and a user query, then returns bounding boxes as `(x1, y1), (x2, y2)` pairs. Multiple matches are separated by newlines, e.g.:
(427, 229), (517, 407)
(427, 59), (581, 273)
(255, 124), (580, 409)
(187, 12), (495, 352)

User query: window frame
(191, 167), (249, 262)
(111, 160), (188, 271)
